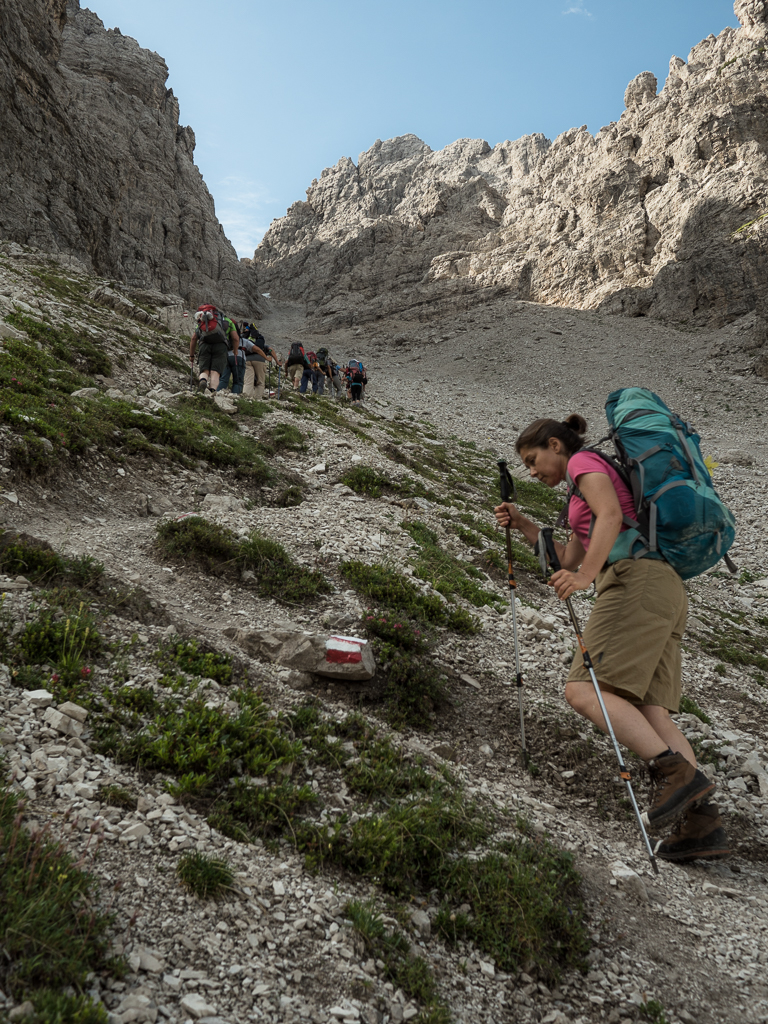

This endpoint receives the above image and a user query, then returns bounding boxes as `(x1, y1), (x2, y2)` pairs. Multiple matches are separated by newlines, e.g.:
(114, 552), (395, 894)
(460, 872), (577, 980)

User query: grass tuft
(678, 694), (712, 724)
(176, 851), (234, 900)
(154, 638), (233, 685)
(0, 532), (103, 589)
(403, 520), (502, 611)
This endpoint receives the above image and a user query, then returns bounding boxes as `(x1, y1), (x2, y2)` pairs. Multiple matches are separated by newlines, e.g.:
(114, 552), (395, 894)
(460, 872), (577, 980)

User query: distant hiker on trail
(494, 413), (729, 864)
(191, 305), (238, 394)
(242, 325), (279, 401)
(345, 359), (367, 406)
(299, 351), (322, 396)
(216, 319), (246, 395)
(285, 342), (308, 390)
(315, 347), (340, 399)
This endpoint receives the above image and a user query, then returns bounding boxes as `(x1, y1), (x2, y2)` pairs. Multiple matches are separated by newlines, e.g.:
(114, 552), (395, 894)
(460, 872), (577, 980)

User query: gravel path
(2, 257), (768, 1024)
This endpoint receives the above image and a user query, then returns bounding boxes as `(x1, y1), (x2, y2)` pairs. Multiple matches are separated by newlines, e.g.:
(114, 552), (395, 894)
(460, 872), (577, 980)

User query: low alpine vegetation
(119, 689), (315, 840)
(0, 777), (119, 1001)
(0, 530), (103, 589)
(403, 520), (503, 612)
(363, 612), (450, 730)
(154, 637), (234, 686)
(340, 560), (478, 634)
(155, 517), (331, 603)
(346, 900), (449, 1023)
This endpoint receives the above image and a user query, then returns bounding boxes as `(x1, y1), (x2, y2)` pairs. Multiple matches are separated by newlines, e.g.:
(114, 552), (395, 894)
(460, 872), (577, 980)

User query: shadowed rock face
(0, 0), (260, 317)
(254, 2), (768, 328)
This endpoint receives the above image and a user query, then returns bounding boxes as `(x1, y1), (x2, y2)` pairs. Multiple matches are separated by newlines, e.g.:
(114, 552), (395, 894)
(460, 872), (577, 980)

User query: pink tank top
(566, 451), (635, 550)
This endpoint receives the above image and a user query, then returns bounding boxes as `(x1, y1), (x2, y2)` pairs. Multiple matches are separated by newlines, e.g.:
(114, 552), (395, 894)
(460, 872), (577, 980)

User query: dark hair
(515, 414), (587, 456)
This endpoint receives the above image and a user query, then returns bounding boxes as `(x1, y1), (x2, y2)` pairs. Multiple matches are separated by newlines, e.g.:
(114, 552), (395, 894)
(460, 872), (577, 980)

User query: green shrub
(156, 519), (330, 604)
(376, 644), (450, 731)
(155, 639), (233, 685)
(275, 484), (305, 507)
(149, 350), (188, 373)
(259, 422), (305, 454)
(341, 466), (393, 498)
(25, 991), (108, 1024)
(96, 785), (137, 810)
(363, 611), (425, 651)
(403, 521), (502, 611)
(155, 517), (238, 573)
(340, 561), (479, 634)
(346, 900), (448, 1021)
(0, 534), (103, 589)
(678, 694), (711, 724)
(435, 839), (589, 979)
(121, 691), (314, 838)
(239, 531), (330, 603)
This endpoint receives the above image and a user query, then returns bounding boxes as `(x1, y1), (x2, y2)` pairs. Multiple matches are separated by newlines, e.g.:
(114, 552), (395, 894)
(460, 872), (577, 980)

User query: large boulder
(224, 624), (376, 681)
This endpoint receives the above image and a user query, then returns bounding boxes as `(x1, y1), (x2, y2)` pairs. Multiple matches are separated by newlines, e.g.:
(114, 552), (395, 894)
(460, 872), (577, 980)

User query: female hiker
(494, 413), (729, 862)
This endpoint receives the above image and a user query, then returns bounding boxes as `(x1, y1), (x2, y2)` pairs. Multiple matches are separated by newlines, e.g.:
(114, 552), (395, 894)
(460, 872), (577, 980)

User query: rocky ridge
(254, 0), (768, 332)
(0, 0), (260, 317)
(0, 245), (768, 1023)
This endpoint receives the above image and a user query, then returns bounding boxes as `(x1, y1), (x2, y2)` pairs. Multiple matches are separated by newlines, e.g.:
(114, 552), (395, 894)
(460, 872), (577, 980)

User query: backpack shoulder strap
(563, 447), (643, 539)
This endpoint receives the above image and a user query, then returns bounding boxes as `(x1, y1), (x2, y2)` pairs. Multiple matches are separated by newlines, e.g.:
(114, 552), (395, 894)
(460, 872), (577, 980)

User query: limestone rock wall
(255, 2), (768, 327)
(0, 0), (260, 317)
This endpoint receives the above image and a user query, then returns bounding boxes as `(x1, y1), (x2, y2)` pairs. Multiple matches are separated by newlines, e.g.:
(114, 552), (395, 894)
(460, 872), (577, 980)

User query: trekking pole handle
(497, 460), (517, 505)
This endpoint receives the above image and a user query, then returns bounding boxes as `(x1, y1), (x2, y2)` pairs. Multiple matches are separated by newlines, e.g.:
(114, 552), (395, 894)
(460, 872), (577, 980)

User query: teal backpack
(565, 387), (736, 580)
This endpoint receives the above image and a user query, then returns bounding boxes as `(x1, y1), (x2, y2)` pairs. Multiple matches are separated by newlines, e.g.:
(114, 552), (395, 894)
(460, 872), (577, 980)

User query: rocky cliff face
(254, 0), (768, 328)
(0, 0), (260, 317)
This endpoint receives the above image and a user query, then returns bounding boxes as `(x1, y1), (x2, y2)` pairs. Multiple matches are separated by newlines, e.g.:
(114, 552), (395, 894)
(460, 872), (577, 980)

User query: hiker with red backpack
(190, 305), (238, 394)
(494, 392), (733, 863)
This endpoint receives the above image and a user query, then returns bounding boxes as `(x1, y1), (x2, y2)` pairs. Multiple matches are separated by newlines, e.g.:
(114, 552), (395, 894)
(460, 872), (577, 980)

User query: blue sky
(90, 0), (736, 257)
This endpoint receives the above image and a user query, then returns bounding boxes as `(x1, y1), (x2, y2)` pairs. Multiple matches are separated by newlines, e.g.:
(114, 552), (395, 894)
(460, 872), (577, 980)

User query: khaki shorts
(198, 340), (228, 375)
(566, 558), (688, 712)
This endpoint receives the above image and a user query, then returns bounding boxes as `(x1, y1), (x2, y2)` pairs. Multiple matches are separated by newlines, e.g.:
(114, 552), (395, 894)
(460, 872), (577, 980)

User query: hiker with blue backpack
(345, 360), (367, 405)
(495, 388), (735, 863)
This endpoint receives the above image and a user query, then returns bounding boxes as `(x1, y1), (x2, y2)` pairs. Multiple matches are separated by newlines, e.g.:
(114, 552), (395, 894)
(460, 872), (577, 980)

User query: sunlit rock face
(254, 2), (768, 329)
(0, 0), (260, 316)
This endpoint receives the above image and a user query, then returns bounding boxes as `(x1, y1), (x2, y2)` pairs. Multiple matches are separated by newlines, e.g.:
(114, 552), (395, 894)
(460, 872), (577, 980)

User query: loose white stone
(180, 993), (216, 1019)
(25, 689), (54, 709)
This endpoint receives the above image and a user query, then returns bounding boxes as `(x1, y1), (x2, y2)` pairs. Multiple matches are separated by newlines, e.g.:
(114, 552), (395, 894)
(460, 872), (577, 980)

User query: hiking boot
(641, 752), (715, 828)
(654, 802), (730, 862)
(197, 377), (208, 393)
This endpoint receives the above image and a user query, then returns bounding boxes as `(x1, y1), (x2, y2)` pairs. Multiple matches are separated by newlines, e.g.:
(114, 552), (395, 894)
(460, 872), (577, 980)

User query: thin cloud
(563, 2), (593, 16)
(214, 176), (274, 258)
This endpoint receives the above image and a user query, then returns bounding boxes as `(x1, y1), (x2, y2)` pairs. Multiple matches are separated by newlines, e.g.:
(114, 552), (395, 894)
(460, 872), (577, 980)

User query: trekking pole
(268, 363), (272, 399)
(277, 364), (282, 401)
(536, 527), (659, 876)
(497, 460), (528, 769)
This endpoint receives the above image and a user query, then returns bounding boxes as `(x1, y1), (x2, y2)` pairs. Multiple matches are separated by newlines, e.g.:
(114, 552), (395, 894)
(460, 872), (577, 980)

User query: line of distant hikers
(189, 304), (368, 405)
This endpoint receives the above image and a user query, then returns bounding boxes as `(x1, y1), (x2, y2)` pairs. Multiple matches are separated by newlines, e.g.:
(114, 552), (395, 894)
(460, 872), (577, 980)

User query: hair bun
(562, 413), (587, 436)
